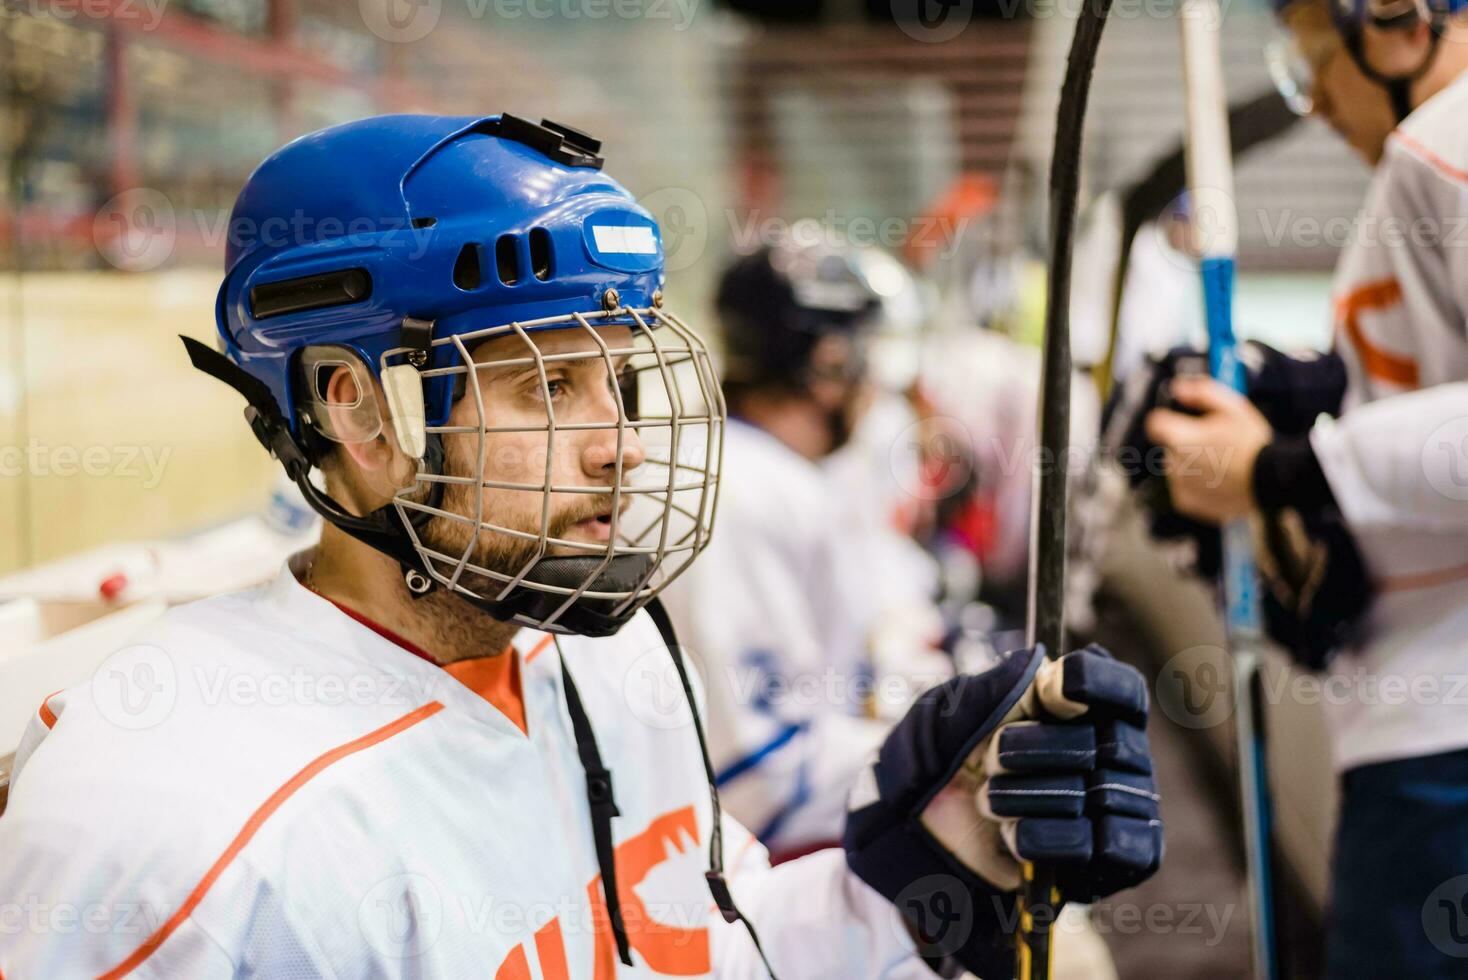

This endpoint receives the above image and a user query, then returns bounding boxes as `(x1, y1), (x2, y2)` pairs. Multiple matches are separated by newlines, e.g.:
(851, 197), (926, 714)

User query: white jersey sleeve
(1311, 381), (1468, 532)
(712, 819), (929, 980)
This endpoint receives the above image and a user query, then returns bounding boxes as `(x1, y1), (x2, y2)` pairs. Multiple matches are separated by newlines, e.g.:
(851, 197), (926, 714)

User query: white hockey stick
(1178, 4), (1279, 978)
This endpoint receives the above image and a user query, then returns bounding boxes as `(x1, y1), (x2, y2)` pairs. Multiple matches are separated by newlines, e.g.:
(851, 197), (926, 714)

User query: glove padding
(843, 644), (1162, 979)
(1254, 506), (1374, 670)
(1102, 341), (1347, 580)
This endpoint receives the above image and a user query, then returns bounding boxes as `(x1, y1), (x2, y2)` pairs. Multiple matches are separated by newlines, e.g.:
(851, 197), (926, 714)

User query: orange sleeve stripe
(1337, 278), (1419, 388)
(98, 700), (445, 980)
(37, 690), (62, 730)
(1391, 130), (1468, 186)
(523, 635), (554, 665)
(1380, 560), (1468, 594)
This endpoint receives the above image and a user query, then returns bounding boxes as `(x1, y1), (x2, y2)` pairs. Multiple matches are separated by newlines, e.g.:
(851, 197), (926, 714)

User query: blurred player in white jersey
(662, 237), (945, 858)
(1127, 1), (1468, 970)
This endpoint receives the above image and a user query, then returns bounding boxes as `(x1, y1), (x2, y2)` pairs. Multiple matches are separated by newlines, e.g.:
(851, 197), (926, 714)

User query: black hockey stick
(1017, 0), (1115, 975)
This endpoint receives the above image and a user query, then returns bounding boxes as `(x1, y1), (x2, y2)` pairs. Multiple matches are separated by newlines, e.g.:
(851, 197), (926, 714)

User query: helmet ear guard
(379, 316), (435, 459)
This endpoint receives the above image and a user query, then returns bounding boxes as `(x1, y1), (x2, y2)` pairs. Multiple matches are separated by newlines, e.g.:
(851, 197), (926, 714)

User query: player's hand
(843, 645), (1163, 978)
(1146, 375), (1273, 524)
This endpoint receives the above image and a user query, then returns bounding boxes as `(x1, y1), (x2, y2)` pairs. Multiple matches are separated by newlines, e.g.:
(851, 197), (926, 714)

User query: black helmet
(716, 236), (883, 390)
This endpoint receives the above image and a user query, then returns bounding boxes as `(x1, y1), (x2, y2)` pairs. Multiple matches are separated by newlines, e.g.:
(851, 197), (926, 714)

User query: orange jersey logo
(496, 806), (711, 979)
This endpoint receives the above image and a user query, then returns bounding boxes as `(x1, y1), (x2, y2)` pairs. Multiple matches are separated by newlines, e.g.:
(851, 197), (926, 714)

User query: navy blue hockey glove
(843, 644), (1162, 979)
(1103, 341), (1347, 581)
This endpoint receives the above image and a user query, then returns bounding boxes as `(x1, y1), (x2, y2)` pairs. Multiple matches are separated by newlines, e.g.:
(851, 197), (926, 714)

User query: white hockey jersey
(0, 563), (927, 979)
(1310, 71), (1468, 771)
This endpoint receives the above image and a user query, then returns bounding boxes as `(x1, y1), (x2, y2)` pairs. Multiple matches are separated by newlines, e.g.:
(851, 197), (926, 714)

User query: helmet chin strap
(1341, 9), (1445, 121)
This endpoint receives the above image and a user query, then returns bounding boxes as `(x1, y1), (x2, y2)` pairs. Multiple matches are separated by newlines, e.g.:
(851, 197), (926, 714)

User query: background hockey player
(661, 237), (954, 859)
(0, 114), (1162, 979)
(1120, 1), (1468, 972)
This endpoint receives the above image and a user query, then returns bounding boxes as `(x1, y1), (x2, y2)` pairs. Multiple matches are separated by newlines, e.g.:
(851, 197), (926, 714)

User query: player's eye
(616, 369), (640, 420)
(523, 373), (567, 404)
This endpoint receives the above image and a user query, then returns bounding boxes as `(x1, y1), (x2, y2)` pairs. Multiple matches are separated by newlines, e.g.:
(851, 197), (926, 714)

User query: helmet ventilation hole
(529, 227), (553, 281)
(453, 243), (482, 290)
(496, 235), (520, 286)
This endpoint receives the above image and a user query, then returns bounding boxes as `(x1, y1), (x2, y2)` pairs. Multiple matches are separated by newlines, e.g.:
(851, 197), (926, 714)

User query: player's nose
(581, 425), (646, 477)
(580, 382), (645, 476)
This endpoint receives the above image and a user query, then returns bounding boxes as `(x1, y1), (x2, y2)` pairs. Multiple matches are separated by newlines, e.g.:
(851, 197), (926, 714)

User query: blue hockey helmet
(187, 114), (723, 636)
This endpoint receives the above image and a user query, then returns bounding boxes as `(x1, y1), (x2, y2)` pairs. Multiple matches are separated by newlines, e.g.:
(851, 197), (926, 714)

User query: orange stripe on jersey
(98, 701), (445, 980)
(1380, 560), (1468, 593)
(1391, 130), (1468, 186)
(524, 635), (554, 665)
(1337, 279), (1419, 388)
(495, 944), (532, 980)
(445, 651), (528, 736)
(38, 690), (61, 730)
(535, 918), (572, 980)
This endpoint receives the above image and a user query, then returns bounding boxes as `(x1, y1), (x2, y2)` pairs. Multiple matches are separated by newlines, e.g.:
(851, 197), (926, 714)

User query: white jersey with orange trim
(0, 564), (928, 980)
(658, 421), (907, 857)
(1311, 70), (1468, 771)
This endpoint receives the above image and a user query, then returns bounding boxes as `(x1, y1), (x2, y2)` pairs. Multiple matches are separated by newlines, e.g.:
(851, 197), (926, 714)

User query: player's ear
(322, 364), (401, 480)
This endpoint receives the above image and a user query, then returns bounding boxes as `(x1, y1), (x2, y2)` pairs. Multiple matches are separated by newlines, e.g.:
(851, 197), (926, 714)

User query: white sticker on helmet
(592, 225), (658, 255)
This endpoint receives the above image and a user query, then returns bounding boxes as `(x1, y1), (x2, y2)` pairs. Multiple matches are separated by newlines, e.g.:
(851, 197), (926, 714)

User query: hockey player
(660, 240), (950, 859)
(1133, 2), (1468, 972)
(0, 115), (1161, 979)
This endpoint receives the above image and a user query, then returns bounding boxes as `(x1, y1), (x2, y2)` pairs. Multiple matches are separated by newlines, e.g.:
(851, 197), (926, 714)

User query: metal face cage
(383, 304), (724, 634)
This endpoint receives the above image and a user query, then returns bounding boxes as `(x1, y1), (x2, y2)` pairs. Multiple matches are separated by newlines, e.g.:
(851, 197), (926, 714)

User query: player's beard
(414, 434), (621, 600)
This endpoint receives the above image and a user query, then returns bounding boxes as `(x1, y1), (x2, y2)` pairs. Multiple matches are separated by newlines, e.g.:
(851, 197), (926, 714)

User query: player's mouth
(565, 500), (630, 546)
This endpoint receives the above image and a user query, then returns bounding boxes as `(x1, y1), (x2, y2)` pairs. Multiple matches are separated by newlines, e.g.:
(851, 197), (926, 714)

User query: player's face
(807, 332), (873, 455)
(424, 324), (646, 580)
(1290, 18), (1397, 164)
